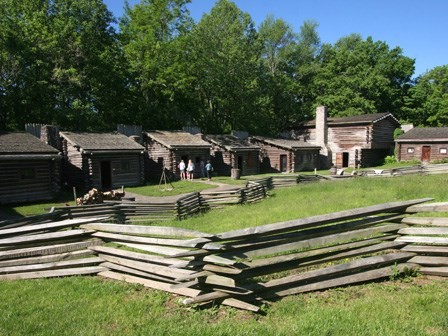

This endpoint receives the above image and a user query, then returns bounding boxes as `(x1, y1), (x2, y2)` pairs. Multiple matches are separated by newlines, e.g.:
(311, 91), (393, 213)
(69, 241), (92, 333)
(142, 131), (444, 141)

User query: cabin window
(19, 168), (36, 180)
(121, 161), (131, 171)
(440, 148), (447, 154)
(407, 147), (415, 154)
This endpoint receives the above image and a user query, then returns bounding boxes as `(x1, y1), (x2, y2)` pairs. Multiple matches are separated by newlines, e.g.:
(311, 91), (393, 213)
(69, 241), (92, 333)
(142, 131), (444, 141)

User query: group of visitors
(178, 159), (213, 181)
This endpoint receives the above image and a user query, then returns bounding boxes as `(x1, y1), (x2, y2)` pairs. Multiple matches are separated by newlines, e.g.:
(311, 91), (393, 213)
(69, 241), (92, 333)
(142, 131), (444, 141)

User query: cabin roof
(251, 136), (321, 150)
(0, 132), (59, 155)
(145, 130), (211, 149)
(205, 134), (259, 151)
(60, 131), (144, 151)
(299, 112), (400, 127)
(396, 127), (448, 142)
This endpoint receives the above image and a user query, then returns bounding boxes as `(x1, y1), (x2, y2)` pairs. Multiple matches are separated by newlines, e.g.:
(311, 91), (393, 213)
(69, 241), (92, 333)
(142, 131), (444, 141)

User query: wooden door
(421, 146), (431, 162)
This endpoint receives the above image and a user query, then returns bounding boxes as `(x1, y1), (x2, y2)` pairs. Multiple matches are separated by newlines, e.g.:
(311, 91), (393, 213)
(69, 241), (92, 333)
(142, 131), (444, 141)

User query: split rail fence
(1, 198), (447, 312)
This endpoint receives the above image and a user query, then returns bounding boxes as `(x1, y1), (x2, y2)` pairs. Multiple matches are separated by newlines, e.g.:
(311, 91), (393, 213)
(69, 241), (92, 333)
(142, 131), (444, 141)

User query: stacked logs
(76, 189), (125, 206)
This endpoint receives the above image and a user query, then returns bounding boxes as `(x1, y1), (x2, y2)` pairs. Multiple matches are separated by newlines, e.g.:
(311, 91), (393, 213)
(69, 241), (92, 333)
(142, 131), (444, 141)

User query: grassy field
(1, 174), (448, 335)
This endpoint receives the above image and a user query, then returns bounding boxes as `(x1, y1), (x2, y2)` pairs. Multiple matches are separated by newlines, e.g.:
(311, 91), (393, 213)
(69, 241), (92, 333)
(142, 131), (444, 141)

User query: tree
(257, 15), (299, 134)
(187, 0), (260, 133)
(315, 34), (415, 118)
(119, 0), (195, 130)
(404, 65), (448, 126)
(0, 0), (126, 131)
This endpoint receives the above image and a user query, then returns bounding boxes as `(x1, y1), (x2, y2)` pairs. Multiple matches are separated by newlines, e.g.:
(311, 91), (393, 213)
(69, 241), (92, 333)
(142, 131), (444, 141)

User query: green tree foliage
(315, 35), (415, 118)
(119, 0), (195, 130)
(258, 15), (299, 134)
(187, 0), (260, 133)
(404, 65), (448, 126)
(0, 0), (126, 131)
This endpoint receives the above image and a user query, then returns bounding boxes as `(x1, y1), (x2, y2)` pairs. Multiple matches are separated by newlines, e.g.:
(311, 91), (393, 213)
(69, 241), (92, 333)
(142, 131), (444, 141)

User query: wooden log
(97, 254), (195, 279)
(216, 198), (432, 241)
(218, 224), (406, 260)
(0, 229), (94, 247)
(0, 217), (109, 238)
(0, 239), (103, 261)
(401, 217), (448, 226)
(220, 214), (403, 250)
(0, 266), (107, 280)
(261, 263), (418, 299)
(398, 227), (448, 235)
(418, 267), (448, 277)
(395, 236), (448, 244)
(91, 232), (214, 249)
(401, 245), (448, 255)
(0, 250), (94, 268)
(98, 270), (201, 297)
(406, 202), (448, 213)
(0, 257), (103, 275)
(100, 262), (178, 283)
(89, 246), (190, 266)
(408, 256), (448, 266)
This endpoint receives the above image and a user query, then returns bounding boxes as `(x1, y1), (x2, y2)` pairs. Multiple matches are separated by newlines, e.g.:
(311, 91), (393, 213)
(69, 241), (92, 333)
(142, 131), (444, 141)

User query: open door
(100, 161), (112, 189)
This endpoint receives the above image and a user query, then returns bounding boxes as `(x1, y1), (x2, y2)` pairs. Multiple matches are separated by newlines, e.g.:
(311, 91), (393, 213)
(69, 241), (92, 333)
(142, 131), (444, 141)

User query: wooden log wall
(89, 153), (144, 189)
(0, 160), (60, 205)
(1, 198), (448, 312)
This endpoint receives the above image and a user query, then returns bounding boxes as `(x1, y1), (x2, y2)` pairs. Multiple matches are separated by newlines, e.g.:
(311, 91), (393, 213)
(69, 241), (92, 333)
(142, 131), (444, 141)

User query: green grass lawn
(0, 276), (446, 335)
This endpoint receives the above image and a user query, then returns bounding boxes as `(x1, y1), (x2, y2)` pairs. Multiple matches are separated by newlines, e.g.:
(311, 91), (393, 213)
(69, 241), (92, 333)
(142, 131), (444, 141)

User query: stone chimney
(40, 125), (61, 150)
(315, 106), (331, 168)
(231, 130), (249, 140)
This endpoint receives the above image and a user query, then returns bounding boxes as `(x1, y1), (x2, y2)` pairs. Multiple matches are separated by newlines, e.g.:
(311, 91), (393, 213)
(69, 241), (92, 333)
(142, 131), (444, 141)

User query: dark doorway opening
(342, 152), (349, 168)
(237, 156), (243, 174)
(280, 154), (287, 172)
(100, 161), (112, 189)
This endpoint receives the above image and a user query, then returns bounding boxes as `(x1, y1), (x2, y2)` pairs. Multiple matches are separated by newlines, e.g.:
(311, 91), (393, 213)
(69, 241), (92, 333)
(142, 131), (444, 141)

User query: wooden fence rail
(3, 198), (447, 312)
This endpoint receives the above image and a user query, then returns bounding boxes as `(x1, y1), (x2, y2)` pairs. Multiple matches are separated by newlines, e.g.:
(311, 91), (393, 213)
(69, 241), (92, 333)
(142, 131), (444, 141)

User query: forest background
(1, 0), (447, 135)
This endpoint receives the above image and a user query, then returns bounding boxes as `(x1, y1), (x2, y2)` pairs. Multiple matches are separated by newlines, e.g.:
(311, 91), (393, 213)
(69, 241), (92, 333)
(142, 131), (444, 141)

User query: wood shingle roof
(396, 127), (448, 142)
(0, 132), (59, 155)
(145, 130), (211, 149)
(205, 134), (259, 151)
(299, 112), (400, 127)
(60, 132), (144, 151)
(251, 136), (321, 150)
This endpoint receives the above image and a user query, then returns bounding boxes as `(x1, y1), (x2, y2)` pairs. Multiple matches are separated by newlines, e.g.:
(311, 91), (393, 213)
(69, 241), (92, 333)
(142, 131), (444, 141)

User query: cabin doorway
(280, 154), (287, 172)
(237, 156), (243, 175)
(422, 146), (431, 162)
(100, 161), (112, 189)
(342, 152), (349, 168)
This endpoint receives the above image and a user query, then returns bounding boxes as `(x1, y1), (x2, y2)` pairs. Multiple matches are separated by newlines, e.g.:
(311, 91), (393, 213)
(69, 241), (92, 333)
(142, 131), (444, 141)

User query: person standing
(205, 160), (213, 181)
(179, 160), (186, 180)
(187, 159), (195, 180)
(199, 160), (205, 178)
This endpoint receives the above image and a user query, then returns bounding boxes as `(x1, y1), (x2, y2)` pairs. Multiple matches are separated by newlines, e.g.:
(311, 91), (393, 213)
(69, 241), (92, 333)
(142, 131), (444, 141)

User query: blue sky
(104, 0), (448, 77)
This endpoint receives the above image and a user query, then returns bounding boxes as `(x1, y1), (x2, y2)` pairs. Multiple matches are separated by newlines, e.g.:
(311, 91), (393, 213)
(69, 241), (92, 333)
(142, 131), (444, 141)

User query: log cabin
(0, 132), (61, 204)
(249, 136), (321, 173)
(59, 132), (145, 191)
(290, 106), (400, 168)
(396, 127), (448, 163)
(143, 130), (212, 180)
(204, 134), (260, 176)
